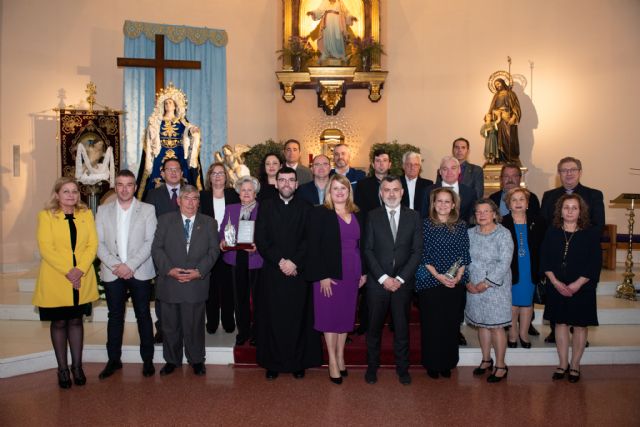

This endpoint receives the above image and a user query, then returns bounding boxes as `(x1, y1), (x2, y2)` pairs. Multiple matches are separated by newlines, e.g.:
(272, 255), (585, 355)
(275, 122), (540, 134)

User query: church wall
(0, 0), (280, 265)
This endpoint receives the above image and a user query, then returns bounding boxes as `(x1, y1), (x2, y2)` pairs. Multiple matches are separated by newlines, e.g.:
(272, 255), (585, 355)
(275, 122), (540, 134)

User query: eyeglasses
(164, 167), (181, 173)
(211, 172), (226, 176)
(559, 168), (580, 174)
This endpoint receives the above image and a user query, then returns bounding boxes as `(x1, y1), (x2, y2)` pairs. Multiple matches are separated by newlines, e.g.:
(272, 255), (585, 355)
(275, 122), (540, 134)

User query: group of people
(33, 136), (604, 389)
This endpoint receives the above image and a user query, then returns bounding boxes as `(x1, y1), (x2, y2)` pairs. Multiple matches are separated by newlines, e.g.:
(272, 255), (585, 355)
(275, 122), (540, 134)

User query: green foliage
(368, 140), (421, 176)
(243, 139), (285, 178)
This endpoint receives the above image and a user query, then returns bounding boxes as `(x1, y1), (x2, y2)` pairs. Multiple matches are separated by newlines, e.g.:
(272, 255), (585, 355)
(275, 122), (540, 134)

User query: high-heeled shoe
(568, 368), (581, 383)
(552, 366), (569, 380)
(487, 366), (508, 383)
(472, 359), (493, 376)
(330, 375), (343, 385)
(57, 368), (72, 389)
(507, 340), (518, 348)
(71, 365), (86, 386)
(519, 336), (532, 349)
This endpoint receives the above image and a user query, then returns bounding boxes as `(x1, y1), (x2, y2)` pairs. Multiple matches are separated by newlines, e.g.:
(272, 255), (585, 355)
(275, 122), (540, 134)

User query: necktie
(184, 218), (191, 242)
(171, 188), (178, 207)
(389, 209), (397, 241)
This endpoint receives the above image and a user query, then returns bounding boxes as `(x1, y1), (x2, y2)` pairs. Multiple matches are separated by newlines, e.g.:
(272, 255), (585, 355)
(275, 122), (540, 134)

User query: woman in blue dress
(415, 187), (470, 379)
(501, 188), (546, 349)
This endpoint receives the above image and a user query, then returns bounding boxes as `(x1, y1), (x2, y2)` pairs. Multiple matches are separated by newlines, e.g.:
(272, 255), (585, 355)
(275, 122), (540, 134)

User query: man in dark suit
(283, 139), (313, 185)
(363, 176), (422, 385)
(297, 154), (331, 206)
(422, 156), (478, 223)
(489, 163), (541, 217)
(400, 151), (433, 213)
(151, 185), (219, 376)
(435, 138), (484, 198)
(540, 156), (605, 344)
(330, 143), (366, 192)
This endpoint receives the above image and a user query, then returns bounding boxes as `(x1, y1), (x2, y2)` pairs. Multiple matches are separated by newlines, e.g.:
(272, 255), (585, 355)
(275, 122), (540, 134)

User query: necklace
(518, 229), (526, 258)
(562, 226), (579, 267)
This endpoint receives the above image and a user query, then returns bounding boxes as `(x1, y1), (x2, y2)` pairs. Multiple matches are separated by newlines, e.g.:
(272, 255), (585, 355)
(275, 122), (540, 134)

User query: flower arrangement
(349, 37), (385, 71)
(276, 36), (319, 71)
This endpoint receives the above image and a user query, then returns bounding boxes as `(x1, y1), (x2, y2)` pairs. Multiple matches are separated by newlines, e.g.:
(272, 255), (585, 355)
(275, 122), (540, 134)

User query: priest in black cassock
(255, 167), (322, 380)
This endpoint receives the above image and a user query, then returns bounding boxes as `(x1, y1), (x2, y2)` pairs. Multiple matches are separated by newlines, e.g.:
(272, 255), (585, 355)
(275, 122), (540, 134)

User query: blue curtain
(122, 23), (228, 176)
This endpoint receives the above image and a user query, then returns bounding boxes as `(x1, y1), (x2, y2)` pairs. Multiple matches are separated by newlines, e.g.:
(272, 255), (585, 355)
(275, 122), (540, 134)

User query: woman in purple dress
(306, 174), (367, 384)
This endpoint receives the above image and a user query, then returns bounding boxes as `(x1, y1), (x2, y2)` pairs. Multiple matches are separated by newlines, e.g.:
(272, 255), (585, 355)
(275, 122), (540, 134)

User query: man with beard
(255, 167), (322, 380)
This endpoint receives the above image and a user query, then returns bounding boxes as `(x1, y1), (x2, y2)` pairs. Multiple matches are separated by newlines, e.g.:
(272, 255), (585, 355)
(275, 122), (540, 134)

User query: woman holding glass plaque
(219, 176), (263, 346)
(415, 187), (470, 379)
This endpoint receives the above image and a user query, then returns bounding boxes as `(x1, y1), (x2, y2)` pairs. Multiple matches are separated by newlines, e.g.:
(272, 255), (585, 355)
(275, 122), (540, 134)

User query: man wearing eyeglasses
(540, 156), (604, 343)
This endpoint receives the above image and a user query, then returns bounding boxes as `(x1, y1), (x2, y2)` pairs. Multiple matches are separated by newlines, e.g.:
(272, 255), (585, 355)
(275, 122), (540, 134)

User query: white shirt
(442, 181), (459, 195)
(378, 205), (405, 285)
(213, 196), (226, 226)
(405, 176), (417, 209)
(116, 200), (133, 263)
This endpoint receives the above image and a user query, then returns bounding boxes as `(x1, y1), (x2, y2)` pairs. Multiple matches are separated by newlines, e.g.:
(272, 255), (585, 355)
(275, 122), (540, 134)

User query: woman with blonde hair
(306, 174), (366, 384)
(34, 176), (99, 388)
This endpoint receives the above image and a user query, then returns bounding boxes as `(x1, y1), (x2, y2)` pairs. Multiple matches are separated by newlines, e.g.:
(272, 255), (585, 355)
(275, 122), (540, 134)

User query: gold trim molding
(123, 20), (228, 47)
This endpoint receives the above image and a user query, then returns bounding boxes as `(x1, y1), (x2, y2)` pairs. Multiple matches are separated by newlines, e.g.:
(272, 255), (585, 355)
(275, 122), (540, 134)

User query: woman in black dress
(540, 193), (600, 383)
(257, 152), (282, 201)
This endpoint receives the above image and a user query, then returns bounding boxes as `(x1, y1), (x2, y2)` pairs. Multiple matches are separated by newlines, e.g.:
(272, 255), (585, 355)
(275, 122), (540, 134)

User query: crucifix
(117, 34), (201, 95)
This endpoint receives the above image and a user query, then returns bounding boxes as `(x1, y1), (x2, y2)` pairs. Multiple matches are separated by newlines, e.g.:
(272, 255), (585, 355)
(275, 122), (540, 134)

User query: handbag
(533, 277), (546, 305)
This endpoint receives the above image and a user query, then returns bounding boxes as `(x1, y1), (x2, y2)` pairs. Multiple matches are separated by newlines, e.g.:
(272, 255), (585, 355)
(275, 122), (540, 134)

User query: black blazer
(363, 205), (422, 287)
(540, 183), (605, 231)
(305, 207), (365, 281)
(420, 182), (478, 224)
(400, 176), (433, 214)
(144, 184), (179, 218)
(489, 189), (541, 218)
(502, 212), (546, 285)
(297, 181), (324, 206)
(355, 176), (382, 215)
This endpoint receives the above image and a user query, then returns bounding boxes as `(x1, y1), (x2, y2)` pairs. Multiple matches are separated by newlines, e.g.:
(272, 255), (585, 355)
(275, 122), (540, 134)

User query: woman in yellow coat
(33, 176), (99, 389)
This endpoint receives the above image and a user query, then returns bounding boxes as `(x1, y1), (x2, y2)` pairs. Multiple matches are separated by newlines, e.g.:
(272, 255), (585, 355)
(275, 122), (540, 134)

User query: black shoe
(57, 368), (72, 389)
(519, 336), (532, 349)
(487, 366), (508, 383)
(235, 335), (248, 346)
(528, 324), (540, 336)
(365, 368), (377, 384)
(206, 325), (217, 335)
(292, 369), (305, 379)
(340, 369), (348, 377)
(398, 372), (412, 385)
(266, 370), (278, 380)
(552, 366), (569, 380)
(99, 360), (123, 380)
(568, 368), (581, 383)
(427, 369), (439, 379)
(159, 363), (176, 376)
(142, 361), (155, 377)
(458, 331), (467, 346)
(192, 363), (206, 376)
(388, 323), (395, 332)
(154, 330), (163, 344)
(585, 340), (590, 348)
(330, 375), (343, 385)
(223, 326), (236, 334)
(507, 340), (518, 348)
(345, 336), (354, 344)
(473, 359), (493, 376)
(544, 331), (556, 344)
(440, 369), (451, 378)
(70, 365), (86, 386)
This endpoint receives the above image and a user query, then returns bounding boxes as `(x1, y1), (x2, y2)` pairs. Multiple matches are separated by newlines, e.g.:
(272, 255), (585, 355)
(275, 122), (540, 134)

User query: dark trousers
(103, 277), (154, 362)
(206, 259), (235, 332)
(418, 284), (465, 371)
(160, 301), (206, 365)
(357, 287), (369, 332)
(366, 282), (412, 374)
(231, 252), (261, 340)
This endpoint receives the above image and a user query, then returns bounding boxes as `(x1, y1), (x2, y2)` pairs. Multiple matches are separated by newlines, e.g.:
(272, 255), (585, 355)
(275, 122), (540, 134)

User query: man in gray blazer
(96, 170), (157, 379)
(151, 185), (219, 376)
(283, 139), (313, 185)
(363, 176), (422, 385)
(436, 138), (484, 198)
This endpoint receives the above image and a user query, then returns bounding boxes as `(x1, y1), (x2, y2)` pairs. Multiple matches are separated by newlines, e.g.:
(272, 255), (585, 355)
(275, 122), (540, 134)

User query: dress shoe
(507, 340), (518, 348)
(552, 366), (569, 380)
(159, 363), (177, 376)
(568, 368), (581, 383)
(292, 369), (305, 379)
(364, 369), (377, 384)
(487, 366), (508, 383)
(398, 372), (412, 385)
(340, 369), (348, 377)
(192, 363), (206, 376)
(265, 370), (279, 380)
(528, 324), (540, 336)
(458, 331), (467, 346)
(519, 336), (532, 349)
(154, 330), (163, 344)
(206, 325), (217, 335)
(329, 375), (343, 385)
(223, 326), (236, 334)
(99, 360), (123, 380)
(427, 369), (440, 379)
(473, 359), (493, 376)
(544, 331), (556, 344)
(440, 369), (451, 378)
(57, 368), (72, 389)
(235, 335), (248, 346)
(142, 361), (155, 377)
(70, 365), (86, 386)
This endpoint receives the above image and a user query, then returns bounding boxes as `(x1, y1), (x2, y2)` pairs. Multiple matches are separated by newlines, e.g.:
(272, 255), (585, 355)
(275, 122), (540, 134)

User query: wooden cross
(117, 34), (201, 95)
